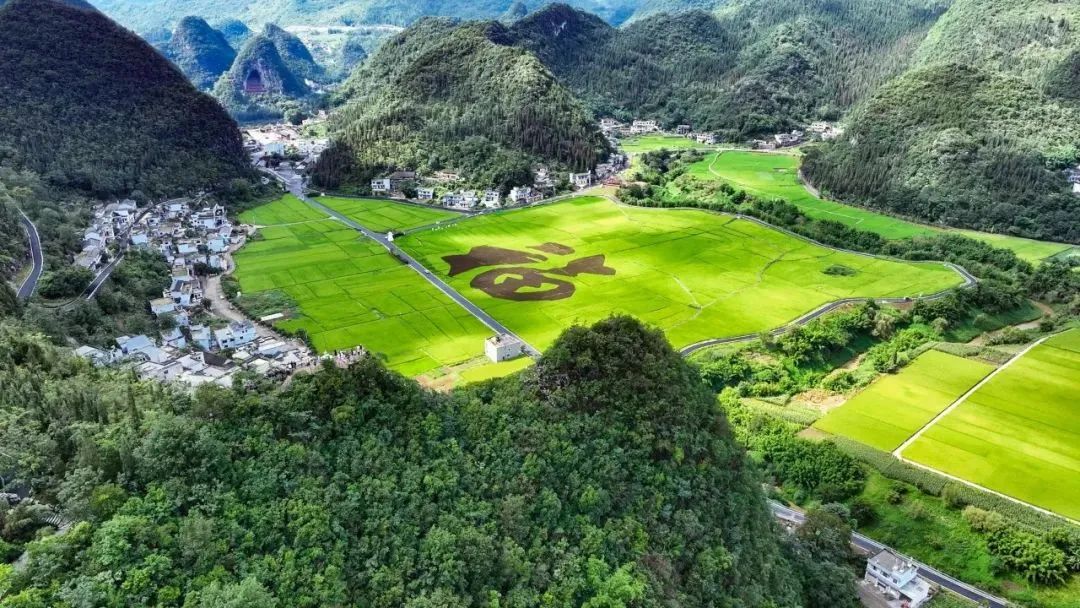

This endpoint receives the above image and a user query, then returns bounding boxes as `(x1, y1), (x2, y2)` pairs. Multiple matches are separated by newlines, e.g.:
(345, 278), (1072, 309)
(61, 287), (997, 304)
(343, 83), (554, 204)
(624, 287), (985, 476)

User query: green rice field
(234, 196), (490, 377)
(620, 134), (709, 154)
(690, 151), (1075, 263)
(813, 350), (995, 451)
(315, 196), (459, 233)
(399, 196), (964, 352)
(902, 329), (1080, 520)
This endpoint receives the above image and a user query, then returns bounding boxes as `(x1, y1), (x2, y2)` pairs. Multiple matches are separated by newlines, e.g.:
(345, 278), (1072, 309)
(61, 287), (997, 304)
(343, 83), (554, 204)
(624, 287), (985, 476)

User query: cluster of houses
(75, 199), (140, 270)
(245, 116), (329, 173)
(368, 161), (625, 211)
(1065, 166), (1080, 195)
(752, 123), (844, 151)
(76, 322), (313, 388)
(599, 118), (719, 147)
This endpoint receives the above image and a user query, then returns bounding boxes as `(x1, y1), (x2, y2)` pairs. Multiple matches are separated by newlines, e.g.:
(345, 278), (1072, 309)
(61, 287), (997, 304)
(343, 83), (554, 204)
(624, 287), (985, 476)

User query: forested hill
(0, 316), (860, 606)
(804, 0), (1080, 244)
(507, 1), (945, 137)
(0, 0), (251, 198)
(313, 18), (608, 190)
(160, 16), (236, 90)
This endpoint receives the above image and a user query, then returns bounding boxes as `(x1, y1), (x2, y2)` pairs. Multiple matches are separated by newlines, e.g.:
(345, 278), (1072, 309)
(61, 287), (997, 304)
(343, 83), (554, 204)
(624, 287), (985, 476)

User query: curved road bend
(769, 501), (1008, 608)
(16, 211), (43, 300)
(266, 170), (541, 358)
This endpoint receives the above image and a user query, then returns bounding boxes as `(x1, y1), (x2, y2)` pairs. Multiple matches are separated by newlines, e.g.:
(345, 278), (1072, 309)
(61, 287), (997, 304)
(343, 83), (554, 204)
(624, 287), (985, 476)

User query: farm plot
(902, 329), (1080, 520)
(398, 196), (963, 352)
(316, 196), (459, 233)
(813, 350), (995, 451)
(235, 197), (490, 376)
(690, 151), (1074, 262)
(620, 134), (707, 154)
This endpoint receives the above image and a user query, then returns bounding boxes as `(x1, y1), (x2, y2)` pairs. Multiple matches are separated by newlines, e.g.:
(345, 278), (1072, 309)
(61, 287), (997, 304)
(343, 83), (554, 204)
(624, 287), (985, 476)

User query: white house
(630, 120), (659, 134)
(161, 328), (187, 349)
(371, 178), (393, 194)
(214, 322), (257, 350)
(190, 325), (213, 350)
(149, 297), (177, 317)
(508, 187), (533, 206)
(482, 190), (501, 208)
(417, 187), (435, 201)
(485, 334), (524, 363)
(569, 172), (592, 189)
(675, 124), (691, 135)
(864, 550), (932, 608)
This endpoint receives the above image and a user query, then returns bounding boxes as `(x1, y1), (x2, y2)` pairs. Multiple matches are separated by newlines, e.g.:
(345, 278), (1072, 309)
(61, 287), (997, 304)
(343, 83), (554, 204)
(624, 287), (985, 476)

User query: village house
(482, 190), (501, 209)
(417, 187), (435, 201)
(213, 321), (258, 350)
(630, 120), (659, 134)
(371, 178), (392, 194)
(485, 334), (525, 363)
(774, 130), (804, 147)
(161, 327), (187, 349)
(434, 170), (461, 183)
(388, 171), (417, 191)
(864, 550), (932, 608)
(508, 186), (534, 206)
(599, 117), (621, 131)
(149, 297), (177, 317)
(189, 325), (213, 350)
(675, 124), (691, 135)
(569, 171), (593, 190)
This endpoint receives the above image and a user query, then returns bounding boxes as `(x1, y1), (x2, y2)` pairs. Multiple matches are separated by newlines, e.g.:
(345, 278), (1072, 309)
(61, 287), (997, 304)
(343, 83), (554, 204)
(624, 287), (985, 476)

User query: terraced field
(902, 329), (1080, 520)
(813, 350), (995, 451)
(234, 196), (490, 376)
(316, 196), (458, 233)
(399, 196), (964, 352)
(690, 151), (1074, 262)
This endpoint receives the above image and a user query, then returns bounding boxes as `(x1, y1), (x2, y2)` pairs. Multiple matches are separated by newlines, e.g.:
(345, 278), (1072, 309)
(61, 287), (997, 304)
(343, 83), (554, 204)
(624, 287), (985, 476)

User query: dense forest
(508, 1), (946, 137)
(804, 0), (1080, 244)
(263, 23), (328, 84)
(0, 316), (861, 607)
(314, 18), (609, 190)
(0, 0), (251, 199)
(213, 33), (312, 122)
(159, 16), (237, 90)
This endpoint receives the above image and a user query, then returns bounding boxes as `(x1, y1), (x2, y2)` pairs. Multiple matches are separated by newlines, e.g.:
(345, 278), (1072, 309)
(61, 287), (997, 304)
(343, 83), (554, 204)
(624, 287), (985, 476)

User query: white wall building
(864, 550), (932, 608)
(485, 334), (525, 363)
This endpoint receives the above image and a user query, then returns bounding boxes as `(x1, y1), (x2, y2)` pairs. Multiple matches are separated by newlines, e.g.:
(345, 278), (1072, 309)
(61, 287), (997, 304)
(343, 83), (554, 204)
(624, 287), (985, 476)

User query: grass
(620, 134), (708, 154)
(813, 350), (995, 451)
(398, 196), (964, 353)
(902, 329), (1080, 520)
(690, 151), (1075, 262)
(852, 470), (1080, 608)
(234, 195), (491, 377)
(314, 196), (459, 233)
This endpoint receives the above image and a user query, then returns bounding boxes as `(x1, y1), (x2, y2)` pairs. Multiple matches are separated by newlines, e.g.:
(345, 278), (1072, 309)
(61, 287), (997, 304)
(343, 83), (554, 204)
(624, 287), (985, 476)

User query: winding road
(769, 501), (1008, 607)
(16, 210), (43, 300)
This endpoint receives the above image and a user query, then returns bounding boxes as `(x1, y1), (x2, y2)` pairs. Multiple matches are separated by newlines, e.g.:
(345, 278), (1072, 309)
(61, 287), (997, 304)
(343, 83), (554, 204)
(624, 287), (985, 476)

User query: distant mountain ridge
(0, 0), (250, 198)
(90, 0), (723, 31)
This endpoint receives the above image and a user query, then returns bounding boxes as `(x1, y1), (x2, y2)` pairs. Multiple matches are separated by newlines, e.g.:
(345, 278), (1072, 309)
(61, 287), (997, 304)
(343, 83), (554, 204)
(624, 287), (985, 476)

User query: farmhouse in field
(863, 550), (932, 608)
(569, 171), (593, 189)
(485, 334), (524, 363)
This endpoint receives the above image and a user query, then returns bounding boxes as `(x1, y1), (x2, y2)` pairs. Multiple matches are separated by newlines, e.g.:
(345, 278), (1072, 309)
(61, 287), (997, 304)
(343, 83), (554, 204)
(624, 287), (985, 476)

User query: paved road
(264, 168), (541, 358)
(16, 210), (43, 300)
(769, 501), (1008, 608)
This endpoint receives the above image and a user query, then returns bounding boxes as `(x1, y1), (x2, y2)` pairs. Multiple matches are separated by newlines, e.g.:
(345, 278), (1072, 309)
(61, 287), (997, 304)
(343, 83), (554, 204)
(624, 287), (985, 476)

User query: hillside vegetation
(213, 33), (311, 121)
(314, 18), (609, 190)
(508, 1), (946, 137)
(804, 0), (1080, 244)
(160, 16), (236, 90)
(0, 0), (250, 198)
(0, 317), (861, 607)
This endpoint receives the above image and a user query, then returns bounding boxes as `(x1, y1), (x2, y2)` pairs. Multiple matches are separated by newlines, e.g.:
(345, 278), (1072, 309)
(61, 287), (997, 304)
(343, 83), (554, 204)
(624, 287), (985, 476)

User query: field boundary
(893, 332), (1080, 526)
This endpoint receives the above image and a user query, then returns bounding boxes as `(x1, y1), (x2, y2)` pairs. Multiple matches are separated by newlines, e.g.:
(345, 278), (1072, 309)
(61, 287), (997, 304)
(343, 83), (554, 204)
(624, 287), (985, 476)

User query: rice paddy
(813, 350), (995, 451)
(233, 195), (490, 377)
(690, 151), (1075, 263)
(314, 195), (459, 233)
(901, 329), (1080, 520)
(620, 134), (709, 154)
(398, 196), (964, 352)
